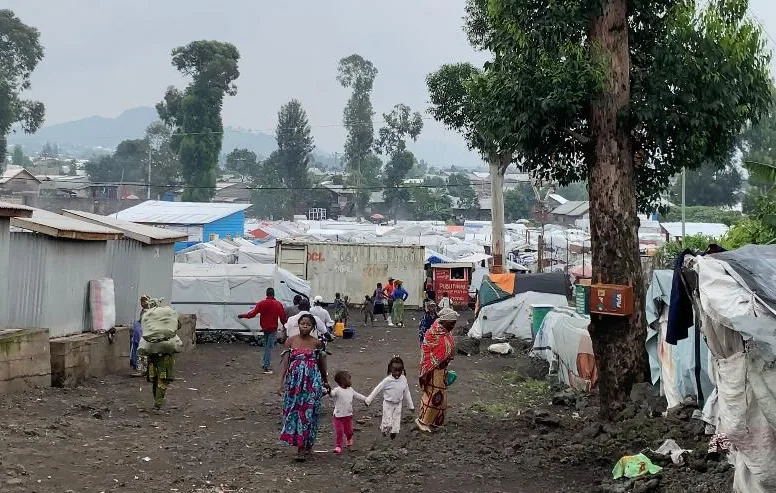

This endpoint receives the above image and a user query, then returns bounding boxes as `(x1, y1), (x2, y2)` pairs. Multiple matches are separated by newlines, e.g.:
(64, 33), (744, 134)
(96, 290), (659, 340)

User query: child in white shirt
(329, 370), (367, 454)
(365, 356), (414, 439)
(439, 292), (452, 310)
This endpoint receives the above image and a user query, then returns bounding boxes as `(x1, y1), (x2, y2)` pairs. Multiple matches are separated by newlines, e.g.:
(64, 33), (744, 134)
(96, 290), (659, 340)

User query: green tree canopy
(338, 54), (379, 214)
(0, 10), (45, 169)
(225, 148), (258, 181)
(146, 121), (182, 199)
(157, 40), (240, 201)
(504, 183), (536, 222)
(670, 162), (742, 207)
(376, 103), (424, 219)
(85, 138), (148, 184)
(11, 145), (29, 167)
(447, 172), (480, 211)
(454, 0), (772, 413)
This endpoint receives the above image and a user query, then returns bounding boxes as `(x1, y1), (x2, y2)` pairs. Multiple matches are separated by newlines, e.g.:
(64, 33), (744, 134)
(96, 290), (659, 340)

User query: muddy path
(0, 313), (730, 493)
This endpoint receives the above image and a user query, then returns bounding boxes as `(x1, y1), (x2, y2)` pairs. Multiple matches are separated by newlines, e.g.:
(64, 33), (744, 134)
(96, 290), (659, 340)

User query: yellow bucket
(334, 322), (345, 337)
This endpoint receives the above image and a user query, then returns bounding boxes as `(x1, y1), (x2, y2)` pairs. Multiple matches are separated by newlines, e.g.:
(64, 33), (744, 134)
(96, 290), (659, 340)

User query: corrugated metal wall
(0, 220), (10, 326)
(203, 211), (245, 240)
(8, 233), (109, 337)
(107, 239), (175, 326)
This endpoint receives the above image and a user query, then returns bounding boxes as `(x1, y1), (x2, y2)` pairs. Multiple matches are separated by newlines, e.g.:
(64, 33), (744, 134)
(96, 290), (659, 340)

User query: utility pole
(147, 145), (152, 200)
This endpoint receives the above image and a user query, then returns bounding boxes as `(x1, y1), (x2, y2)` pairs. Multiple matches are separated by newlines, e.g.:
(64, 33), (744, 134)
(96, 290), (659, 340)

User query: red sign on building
(432, 265), (470, 307)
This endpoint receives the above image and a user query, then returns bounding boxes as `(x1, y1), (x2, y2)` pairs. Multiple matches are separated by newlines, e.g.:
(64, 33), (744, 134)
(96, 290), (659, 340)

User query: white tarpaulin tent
(685, 246), (776, 493)
(171, 263), (310, 330)
(645, 270), (713, 409)
(531, 306), (597, 391)
(468, 291), (568, 341)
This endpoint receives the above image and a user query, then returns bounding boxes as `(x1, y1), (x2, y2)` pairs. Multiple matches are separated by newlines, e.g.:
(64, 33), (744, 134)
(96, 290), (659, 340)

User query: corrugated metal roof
(0, 166), (40, 184)
(548, 193), (568, 205)
(62, 209), (188, 245)
(0, 200), (33, 218)
(661, 222), (729, 239)
(551, 200), (588, 216)
(115, 200), (251, 225)
(11, 209), (123, 240)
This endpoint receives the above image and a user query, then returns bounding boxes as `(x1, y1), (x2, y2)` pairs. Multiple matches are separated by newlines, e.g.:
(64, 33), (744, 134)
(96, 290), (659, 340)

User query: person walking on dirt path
(391, 280), (409, 327)
(285, 295), (303, 319)
(418, 301), (438, 344)
(130, 295), (150, 377)
(277, 314), (330, 462)
(239, 288), (288, 375)
(365, 356), (414, 439)
(311, 296), (334, 333)
(362, 295), (375, 326)
(384, 278), (396, 326)
(372, 283), (388, 322)
(285, 299), (327, 339)
(329, 370), (367, 454)
(416, 308), (458, 432)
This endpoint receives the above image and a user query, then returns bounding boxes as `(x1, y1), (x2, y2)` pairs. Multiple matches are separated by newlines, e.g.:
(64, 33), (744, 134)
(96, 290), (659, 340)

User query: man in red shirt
(239, 288), (288, 374)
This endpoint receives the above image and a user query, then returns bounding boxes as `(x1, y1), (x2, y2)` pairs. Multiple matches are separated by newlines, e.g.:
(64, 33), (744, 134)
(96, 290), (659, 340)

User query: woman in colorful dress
(416, 308), (458, 432)
(391, 280), (409, 327)
(277, 313), (330, 461)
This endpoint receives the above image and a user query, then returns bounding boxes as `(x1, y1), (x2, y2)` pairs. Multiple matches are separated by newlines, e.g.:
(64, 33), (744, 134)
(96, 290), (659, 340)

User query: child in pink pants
(329, 370), (367, 454)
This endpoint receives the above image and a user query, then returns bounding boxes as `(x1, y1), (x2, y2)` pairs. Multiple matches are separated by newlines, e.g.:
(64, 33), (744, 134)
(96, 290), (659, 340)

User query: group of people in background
(132, 275), (460, 462)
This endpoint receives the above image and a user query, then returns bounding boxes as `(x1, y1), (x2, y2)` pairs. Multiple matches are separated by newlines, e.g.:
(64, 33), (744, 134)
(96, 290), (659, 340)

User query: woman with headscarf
(277, 313), (330, 462)
(391, 280), (409, 327)
(417, 301), (438, 344)
(416, 307), (458, 432)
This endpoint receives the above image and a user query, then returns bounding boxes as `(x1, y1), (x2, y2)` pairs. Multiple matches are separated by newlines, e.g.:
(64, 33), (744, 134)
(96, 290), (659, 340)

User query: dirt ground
(1, 312), (732, 493)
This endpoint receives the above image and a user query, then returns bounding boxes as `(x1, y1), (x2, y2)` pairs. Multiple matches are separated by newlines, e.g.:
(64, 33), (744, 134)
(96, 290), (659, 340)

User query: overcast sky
(6, 0), (776, 155)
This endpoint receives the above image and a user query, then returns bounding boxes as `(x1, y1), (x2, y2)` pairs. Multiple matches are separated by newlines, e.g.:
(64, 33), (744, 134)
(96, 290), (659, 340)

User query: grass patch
(466, 371), (552, 417)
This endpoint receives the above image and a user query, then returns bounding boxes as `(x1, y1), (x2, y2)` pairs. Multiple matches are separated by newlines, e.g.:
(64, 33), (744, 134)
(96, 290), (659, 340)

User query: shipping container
(275, 240), (426, 306)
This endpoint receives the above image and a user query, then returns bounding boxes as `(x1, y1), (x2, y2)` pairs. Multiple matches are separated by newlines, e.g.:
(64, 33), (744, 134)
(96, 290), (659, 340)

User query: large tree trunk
(489, 153), (510, 273)
(588, 0), (650, 418)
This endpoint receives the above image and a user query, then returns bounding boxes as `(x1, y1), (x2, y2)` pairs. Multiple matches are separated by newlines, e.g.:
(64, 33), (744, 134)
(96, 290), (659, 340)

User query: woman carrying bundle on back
(138, 296), (183, 410)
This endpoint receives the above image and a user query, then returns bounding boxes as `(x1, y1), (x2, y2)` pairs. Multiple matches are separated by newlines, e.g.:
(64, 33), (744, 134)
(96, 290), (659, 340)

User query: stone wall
(0, 328), (51, 394)
(50, 327), (131, 387)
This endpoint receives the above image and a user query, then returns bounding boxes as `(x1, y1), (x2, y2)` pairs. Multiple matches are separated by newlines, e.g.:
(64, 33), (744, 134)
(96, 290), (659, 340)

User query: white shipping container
(275, 240), (426, 306)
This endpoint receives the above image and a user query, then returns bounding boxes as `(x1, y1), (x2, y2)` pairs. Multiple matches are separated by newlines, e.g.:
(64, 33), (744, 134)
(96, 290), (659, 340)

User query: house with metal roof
(0, 166), (40, 196)
(550, 200), (590, 226)
(115, 200), (251, 250)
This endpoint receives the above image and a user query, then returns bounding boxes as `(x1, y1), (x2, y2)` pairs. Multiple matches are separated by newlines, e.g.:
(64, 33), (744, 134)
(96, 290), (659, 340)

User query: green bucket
(530, 304), (554, 339)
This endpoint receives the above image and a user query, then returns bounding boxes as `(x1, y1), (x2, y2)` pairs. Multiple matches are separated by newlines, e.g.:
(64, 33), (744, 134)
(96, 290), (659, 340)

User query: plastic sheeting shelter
(469, 271), (569, 341)
(531, 306), (597, 391)
(685, 245), (776, 493)
(171, 263), (310, 330)
(645, 270), (713, 409)
(477, 271), (568, 310)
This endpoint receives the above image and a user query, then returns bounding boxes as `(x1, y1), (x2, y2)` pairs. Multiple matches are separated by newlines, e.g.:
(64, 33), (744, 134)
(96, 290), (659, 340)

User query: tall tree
(146, 121), (182, 199)
(376, 104), (424, 220)
(157, 41), (240, 201)
(447, 172), (480, 211)
(427, 62), (519, 273)
(225, 148), (258, 182)
(274, 99), (315, 200)
(252, 100), (315, 219)
(337, 54), (379, 213)
(0, 10), (45, 172)
(464, 0), (771, 414)
(85, 139), (148, 183)
(670, 162), (742, 207)
(503, 183), (536, 222)
(11, 145), (28, 167)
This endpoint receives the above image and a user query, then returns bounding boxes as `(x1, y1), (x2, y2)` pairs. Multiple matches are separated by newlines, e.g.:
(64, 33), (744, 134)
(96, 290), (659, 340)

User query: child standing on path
(329, 370), (367, 454)
(362, 295), (375, 326)
(365, 356), (414, 439)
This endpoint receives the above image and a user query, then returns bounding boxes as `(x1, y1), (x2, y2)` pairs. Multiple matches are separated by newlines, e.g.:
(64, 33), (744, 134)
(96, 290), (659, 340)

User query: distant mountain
(7, 107), (277, 159)
(8, 106), (482, 169)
